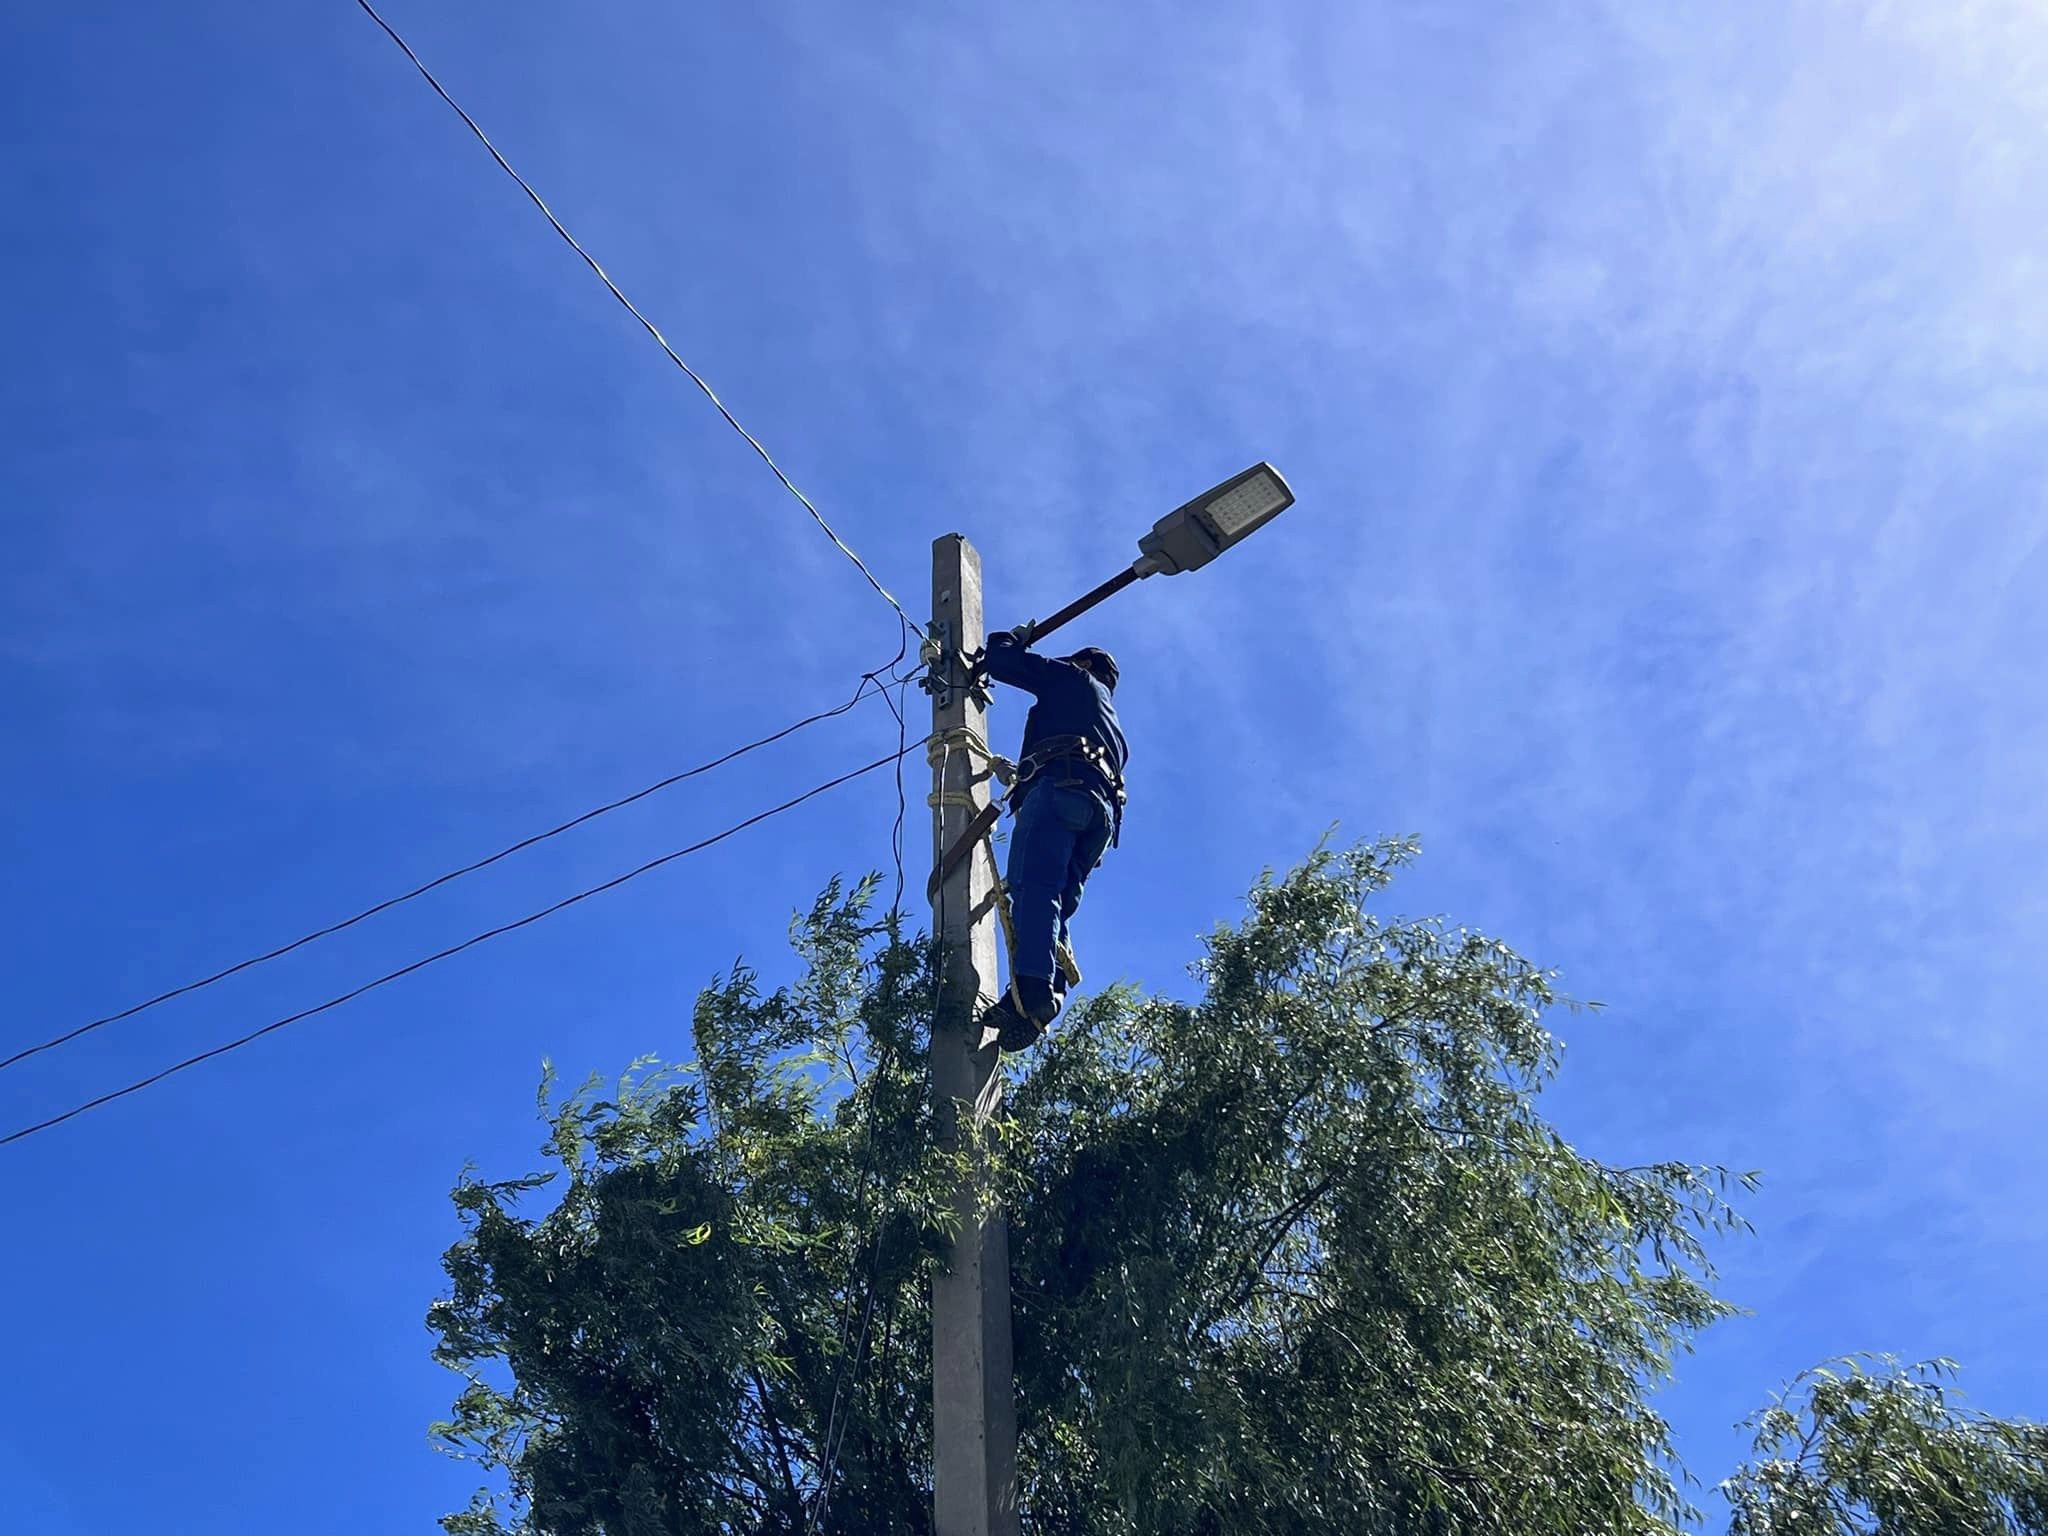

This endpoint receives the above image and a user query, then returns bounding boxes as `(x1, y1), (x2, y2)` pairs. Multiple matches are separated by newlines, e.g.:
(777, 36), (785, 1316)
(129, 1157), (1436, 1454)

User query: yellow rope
(978, 834), (1081, 991)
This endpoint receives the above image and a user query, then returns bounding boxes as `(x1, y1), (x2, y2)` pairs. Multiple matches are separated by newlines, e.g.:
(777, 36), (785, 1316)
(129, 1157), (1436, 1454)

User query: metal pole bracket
(918, 619), (994, 711)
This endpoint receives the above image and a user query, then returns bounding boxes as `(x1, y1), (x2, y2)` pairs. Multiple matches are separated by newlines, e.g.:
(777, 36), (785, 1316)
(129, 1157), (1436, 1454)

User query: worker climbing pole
(971, 630), (1127, 1051)
(923, 635), (1126, 1055)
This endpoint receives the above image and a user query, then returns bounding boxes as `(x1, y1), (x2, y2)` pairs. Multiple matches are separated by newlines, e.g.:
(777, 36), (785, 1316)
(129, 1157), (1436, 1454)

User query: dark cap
(1064, 647), (1119, 691)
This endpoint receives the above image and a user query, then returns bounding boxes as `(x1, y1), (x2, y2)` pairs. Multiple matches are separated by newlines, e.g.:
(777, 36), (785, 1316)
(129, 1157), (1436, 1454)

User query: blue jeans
(1005, 781), (1114, 990)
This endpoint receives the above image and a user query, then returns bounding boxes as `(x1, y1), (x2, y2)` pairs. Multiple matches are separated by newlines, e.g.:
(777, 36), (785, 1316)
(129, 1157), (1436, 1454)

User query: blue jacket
(983, 632), (1130, 794)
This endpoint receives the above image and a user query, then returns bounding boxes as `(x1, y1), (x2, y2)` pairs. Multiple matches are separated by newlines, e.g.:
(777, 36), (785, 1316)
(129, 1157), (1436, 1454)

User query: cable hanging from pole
(350, 0), (923, 639)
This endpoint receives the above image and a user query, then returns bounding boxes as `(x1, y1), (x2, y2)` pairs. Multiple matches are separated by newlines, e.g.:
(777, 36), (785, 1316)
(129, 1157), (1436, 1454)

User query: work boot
(1014, 975), (1060, 1026)
(981, 994), (1045, 1053)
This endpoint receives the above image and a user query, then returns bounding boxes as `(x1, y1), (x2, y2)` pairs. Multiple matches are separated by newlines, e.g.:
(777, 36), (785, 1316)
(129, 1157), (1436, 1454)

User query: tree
(1723, 1357), (2048, 1535)
(425, 841), (1758, 1534)
(429, 876), (949, 1535)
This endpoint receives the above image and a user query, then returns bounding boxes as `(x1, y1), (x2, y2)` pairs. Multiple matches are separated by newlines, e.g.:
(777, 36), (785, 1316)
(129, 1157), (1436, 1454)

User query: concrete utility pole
(926, 533), (1020, 1536)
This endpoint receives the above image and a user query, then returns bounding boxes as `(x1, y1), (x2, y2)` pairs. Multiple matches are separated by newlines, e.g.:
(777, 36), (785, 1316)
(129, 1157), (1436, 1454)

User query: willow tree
(428, 843), (1755, 1534)
(1723, 1357), (2048, 1535)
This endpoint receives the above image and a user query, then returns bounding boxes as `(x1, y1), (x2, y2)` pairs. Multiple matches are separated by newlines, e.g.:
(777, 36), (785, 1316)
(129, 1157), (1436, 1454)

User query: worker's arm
(982, 628), (1060, 696)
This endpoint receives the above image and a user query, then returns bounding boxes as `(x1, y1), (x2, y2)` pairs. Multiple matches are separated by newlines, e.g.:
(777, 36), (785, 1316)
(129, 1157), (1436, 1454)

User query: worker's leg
(1052, 795), (1113, 1003)
(1003, 784), (1091, 1021)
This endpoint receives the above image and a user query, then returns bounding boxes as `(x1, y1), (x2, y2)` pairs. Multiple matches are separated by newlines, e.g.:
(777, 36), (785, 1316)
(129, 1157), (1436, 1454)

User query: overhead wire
(350, 0), (921, 638)
(0, 745), (914, 1150)
(2, 660), (906, 1075)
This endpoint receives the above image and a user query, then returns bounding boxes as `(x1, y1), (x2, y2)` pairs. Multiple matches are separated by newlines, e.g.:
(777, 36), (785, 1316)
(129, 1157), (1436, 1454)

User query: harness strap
(1013, 734), (1127, 847)
(982, 832), (1081, 991)
(927, 800), (1002, 903)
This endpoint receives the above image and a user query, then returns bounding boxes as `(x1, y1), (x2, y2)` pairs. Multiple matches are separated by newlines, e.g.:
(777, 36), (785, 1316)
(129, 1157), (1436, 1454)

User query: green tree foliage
(1001, 841), (1751, 1534)
(1722, 1357), (2048, 1535)
(430, 876), (951, 1535)
(426, 842), (1766, 1533)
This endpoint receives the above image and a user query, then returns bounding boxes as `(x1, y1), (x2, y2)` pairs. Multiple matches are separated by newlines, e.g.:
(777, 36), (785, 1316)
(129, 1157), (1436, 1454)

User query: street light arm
(1016, 564), (1143, 649)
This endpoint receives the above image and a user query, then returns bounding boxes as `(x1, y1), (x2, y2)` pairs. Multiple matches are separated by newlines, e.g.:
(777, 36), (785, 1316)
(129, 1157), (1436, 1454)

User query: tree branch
(748, 1364), (804, 1514)
(1201, 1173), (1338, 1335)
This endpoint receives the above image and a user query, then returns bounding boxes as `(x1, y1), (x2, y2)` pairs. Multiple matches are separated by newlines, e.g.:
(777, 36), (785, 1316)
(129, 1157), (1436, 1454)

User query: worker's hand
(1007, 621), (1038, 648)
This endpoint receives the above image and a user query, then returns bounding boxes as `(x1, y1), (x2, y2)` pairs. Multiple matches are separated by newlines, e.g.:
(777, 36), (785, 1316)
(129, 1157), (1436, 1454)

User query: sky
(3, 0), (2045, 1528)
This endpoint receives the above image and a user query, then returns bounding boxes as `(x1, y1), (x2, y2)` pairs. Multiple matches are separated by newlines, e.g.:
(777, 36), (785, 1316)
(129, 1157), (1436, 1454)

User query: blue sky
(4, 1), (2045, 1529)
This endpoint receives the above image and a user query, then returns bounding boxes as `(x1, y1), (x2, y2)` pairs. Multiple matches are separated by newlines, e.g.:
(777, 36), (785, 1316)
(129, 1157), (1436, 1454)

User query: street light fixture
(1021, 462), (1295, 645)
(1133, 461), (1295, 578)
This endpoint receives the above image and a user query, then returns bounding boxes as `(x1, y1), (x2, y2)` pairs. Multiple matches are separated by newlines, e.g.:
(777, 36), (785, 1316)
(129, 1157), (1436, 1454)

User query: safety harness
(1008, 733), (1127, 848)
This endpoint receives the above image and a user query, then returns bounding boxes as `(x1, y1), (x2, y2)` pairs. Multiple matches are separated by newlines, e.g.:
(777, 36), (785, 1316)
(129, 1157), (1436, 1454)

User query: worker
(978, 626), (1128, 1052)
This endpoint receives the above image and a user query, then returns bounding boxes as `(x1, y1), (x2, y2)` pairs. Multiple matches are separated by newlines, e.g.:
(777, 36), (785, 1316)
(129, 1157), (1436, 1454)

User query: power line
(0, 746), (913, 1150)
(2, 665), (903, 1075)
(350, 0), (921, 637)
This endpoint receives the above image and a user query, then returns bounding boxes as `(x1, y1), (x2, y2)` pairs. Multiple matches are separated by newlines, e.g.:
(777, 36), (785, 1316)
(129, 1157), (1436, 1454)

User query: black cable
(847, 630), (912, 922)
(2, 667), (901, 1075)
(878, 675), (911, 918)
(875, 631), (914, 920)
(0, 746), (912, 1150)
(351, 0), (921, 638)
(808, 1262), (881, 1533)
